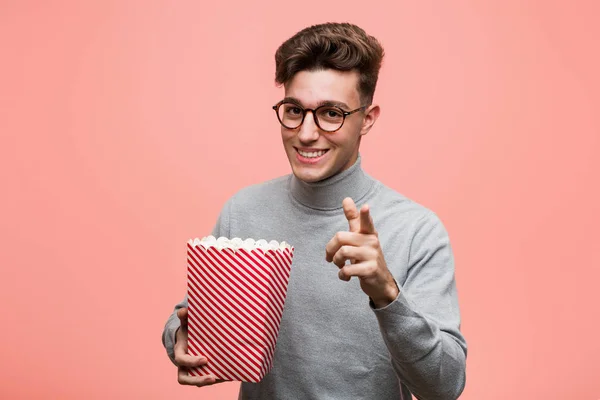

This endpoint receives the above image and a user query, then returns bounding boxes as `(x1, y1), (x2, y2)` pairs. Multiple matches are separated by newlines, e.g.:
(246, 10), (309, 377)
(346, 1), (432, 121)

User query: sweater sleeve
(161, 197), (233, 365)
(162, 295), (189, 365)
(370, 211), (467, 400)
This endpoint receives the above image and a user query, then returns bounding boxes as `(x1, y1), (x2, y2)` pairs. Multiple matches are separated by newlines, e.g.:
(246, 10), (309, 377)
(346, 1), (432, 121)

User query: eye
(327, 109), (342, 118)
(284, 105), (303, 115)
(318, 107), (344, 121)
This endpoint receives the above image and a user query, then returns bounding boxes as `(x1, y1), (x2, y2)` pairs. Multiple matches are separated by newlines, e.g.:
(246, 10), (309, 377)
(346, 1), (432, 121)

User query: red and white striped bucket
(186, 240), (294, 382)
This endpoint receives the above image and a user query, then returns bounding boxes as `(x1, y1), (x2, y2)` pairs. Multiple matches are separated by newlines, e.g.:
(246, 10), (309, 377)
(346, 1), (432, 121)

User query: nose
(297, 110), (320, 143)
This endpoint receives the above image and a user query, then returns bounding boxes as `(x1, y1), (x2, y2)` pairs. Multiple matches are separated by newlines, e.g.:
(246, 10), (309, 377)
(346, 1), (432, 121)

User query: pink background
(1, 1), (599, 399)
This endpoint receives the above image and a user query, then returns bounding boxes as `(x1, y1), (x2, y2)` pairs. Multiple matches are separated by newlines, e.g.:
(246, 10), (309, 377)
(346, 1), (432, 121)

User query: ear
(360, 104), (381, 136)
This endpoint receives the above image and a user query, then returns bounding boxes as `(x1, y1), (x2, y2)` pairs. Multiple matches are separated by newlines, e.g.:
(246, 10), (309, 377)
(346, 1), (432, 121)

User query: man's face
(280, 69), (379, 183)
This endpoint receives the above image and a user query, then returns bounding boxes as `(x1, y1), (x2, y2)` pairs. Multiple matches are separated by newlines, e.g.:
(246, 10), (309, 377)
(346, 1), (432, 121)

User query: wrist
(371, 281), (400, 308)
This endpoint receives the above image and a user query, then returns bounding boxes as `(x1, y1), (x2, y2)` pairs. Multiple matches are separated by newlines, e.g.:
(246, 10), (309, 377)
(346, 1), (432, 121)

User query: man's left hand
(325, 197), (399, 308)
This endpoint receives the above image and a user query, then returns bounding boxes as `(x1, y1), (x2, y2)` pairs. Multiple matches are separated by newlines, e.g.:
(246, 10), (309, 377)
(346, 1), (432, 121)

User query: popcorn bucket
(186, 236), (294, 382)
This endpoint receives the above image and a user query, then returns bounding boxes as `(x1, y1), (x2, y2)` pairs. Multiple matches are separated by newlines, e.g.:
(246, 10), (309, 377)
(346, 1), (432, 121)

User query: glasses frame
(272, 100), (368, 133)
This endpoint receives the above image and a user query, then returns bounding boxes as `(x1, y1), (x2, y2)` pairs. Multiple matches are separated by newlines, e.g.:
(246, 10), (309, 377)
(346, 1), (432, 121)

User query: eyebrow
(282, 97), (351, 110)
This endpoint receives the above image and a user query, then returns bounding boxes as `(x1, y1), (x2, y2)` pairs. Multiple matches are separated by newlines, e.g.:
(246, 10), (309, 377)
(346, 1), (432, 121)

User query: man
(163, 22), (467, 399)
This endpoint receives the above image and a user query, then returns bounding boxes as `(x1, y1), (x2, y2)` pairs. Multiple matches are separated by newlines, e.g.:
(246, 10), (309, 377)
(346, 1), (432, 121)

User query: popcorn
(186, 236), (295, 382)
(188, 236), (293, 252)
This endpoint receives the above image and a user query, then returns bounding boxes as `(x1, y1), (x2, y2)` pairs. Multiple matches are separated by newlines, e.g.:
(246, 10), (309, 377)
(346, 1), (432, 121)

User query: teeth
(298, 149), (326, 158)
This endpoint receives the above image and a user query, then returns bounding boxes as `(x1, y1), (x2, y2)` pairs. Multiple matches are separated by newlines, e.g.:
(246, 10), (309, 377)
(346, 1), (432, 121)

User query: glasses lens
(315, 106), (344, 132)
(277, 103), (303, 129)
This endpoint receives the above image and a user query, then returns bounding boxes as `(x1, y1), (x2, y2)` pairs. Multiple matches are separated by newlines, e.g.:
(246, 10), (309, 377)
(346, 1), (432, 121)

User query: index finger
(359, 204), (376, 234)
(175, 352), (209, 368)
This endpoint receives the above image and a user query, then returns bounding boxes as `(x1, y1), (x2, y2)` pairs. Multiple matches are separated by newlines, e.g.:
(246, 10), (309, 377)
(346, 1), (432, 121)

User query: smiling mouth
(296, 148), (329, 158)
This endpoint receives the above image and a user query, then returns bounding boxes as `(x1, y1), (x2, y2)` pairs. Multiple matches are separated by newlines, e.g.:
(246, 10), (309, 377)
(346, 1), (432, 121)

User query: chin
(291, 164), (337, 183)
(285, 146), (342, 183)
(288, 164), (318, 182)
(292, 169), (321, 183)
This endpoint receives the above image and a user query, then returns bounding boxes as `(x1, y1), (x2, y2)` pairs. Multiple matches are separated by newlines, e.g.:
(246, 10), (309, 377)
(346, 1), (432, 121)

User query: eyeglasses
(272, 100), (367, 133)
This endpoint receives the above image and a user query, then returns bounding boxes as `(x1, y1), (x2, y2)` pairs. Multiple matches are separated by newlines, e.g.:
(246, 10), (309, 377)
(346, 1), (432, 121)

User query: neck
(289, 154), (374, 211)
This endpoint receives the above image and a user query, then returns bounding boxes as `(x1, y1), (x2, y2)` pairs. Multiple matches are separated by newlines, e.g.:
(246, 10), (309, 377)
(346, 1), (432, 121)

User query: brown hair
(275, 22), (384, 105)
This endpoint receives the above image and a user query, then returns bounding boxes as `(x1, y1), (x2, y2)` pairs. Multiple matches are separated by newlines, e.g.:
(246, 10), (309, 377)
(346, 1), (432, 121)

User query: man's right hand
(174, 307), (222, 387)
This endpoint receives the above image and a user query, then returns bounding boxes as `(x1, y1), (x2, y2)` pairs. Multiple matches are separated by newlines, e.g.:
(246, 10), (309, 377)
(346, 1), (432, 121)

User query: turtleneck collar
(289, 154), (375, 211)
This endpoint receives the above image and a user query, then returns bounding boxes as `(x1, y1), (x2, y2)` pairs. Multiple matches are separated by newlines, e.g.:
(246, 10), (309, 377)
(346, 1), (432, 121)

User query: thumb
(342, 197), (360, 233)
(176, 307), (188, 329)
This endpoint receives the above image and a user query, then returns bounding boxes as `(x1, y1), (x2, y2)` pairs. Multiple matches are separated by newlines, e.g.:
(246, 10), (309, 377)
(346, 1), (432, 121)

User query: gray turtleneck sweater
(162, 155), (467, 400)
